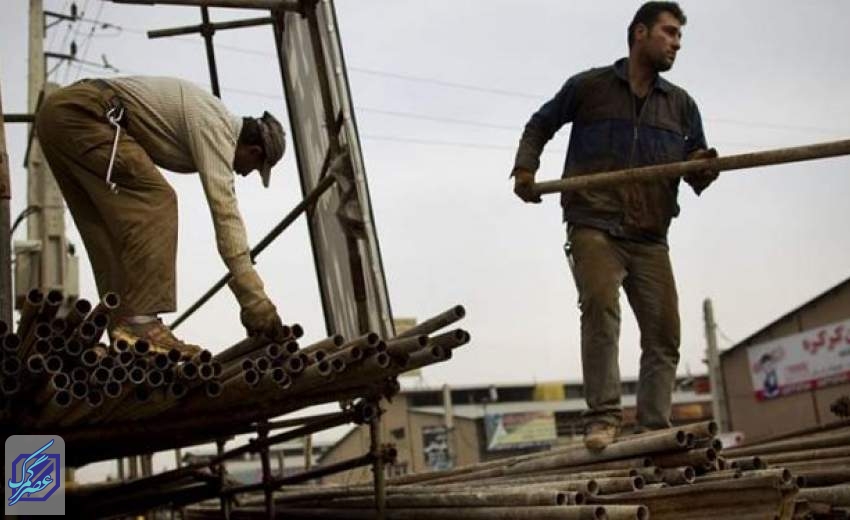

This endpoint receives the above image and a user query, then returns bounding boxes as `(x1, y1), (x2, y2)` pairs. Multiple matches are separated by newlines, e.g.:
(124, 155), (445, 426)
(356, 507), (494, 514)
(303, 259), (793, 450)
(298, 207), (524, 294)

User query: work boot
(111, 318), (202, 359)
(584, 422), (618, 451)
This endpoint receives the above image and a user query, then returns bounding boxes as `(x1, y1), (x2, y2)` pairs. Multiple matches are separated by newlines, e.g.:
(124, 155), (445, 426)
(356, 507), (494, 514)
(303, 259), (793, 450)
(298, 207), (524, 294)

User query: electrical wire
(69, 0), (103, 82)
(10, 206), (40, 237)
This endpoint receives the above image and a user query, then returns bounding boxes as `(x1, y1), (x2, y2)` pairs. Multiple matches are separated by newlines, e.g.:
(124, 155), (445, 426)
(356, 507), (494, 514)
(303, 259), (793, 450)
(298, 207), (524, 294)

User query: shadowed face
(634, 11), (683, 72)
(233, 143), (265, 177)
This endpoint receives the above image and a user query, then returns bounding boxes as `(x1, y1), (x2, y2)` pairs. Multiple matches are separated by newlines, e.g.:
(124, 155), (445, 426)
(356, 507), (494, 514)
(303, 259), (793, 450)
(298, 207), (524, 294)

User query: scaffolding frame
(2, 0), (397, 517)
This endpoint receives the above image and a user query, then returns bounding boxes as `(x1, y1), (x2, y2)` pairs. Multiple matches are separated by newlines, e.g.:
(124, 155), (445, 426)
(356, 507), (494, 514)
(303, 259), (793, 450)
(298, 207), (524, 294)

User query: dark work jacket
(513, 58), (708, 243)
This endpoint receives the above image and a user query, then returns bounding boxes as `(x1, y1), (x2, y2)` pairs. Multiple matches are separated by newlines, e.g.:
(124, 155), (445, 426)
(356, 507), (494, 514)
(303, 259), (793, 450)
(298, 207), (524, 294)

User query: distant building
(317, 377), (712, 483)
(720, 276), (850, 442)
(183, 439), (332, 485)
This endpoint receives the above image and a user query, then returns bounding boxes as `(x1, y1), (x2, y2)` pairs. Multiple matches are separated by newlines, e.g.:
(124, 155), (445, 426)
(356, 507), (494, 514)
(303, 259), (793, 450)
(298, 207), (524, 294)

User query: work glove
(684, 148), (719, 195)
(228, 268), (285, 338)
(512, 169), (542, 203)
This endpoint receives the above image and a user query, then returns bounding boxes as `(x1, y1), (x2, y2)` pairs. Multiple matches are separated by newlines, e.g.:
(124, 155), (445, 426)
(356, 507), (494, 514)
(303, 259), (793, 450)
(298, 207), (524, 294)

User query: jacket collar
(613, 57), (673, 94)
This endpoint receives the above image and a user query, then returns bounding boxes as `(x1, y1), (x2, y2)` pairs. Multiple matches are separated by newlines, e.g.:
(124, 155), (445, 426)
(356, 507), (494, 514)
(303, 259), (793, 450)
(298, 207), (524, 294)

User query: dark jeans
(36, 80), (178, 316)
(566, 225), (681, 430)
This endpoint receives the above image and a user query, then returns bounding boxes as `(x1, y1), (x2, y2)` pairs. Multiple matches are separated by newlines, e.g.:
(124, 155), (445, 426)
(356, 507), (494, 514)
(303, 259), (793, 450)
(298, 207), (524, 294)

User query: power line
(82, 16), (850, 136)
(360, 134), (564, 155)
(70, 0), (105, 82)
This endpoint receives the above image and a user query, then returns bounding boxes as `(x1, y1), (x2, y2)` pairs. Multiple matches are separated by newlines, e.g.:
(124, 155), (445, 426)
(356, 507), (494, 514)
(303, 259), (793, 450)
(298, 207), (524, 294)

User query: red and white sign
(747, 318), (850, 400)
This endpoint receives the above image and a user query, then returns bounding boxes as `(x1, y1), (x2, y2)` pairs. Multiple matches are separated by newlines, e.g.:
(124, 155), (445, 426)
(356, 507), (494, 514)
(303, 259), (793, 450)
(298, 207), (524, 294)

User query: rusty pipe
(62, 298), (92, 335)
(16, 288), (44, 339)
(660, 466), (695, 486)
(533, 138), (850, 196)
(397, 305), (466, 338)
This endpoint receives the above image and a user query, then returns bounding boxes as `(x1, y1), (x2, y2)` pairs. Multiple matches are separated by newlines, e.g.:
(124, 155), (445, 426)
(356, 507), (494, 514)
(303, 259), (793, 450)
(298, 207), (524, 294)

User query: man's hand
(513, 169), (542, 203)
(228, 268), (286, 338)
(240, 298), (286, 339)
(684, 147), (719, 194)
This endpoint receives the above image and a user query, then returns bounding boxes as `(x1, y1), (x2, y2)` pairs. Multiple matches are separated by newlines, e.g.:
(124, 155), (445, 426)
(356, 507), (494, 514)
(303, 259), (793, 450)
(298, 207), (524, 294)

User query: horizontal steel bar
(3, 114), (35, 123)
(148, 16), (272, 38)
(111, 0), (301, 10)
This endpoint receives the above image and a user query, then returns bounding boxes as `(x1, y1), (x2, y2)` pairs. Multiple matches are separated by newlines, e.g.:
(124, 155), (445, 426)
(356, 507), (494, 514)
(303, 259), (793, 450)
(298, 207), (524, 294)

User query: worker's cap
(257, 111), (286, 188)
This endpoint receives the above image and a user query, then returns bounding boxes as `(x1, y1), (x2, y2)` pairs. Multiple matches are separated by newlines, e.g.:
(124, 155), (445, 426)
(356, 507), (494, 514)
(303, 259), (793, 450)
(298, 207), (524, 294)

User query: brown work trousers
(36, 80), (177, 316)
(566, 225), (681, 430)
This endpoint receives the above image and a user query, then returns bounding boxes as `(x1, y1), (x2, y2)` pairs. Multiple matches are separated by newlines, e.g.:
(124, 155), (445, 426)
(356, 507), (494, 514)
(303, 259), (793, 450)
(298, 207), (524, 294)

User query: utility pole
(22, 0), (76, 304)
(703, 298), (730, 432)
(0, 62), (14, 325)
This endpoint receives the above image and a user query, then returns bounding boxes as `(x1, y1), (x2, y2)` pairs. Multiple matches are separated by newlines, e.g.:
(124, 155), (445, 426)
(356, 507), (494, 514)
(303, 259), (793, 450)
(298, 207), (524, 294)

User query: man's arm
(682, 97), (718, 195)
(512, 75), (580, 203)
(188, 120), (285, 338)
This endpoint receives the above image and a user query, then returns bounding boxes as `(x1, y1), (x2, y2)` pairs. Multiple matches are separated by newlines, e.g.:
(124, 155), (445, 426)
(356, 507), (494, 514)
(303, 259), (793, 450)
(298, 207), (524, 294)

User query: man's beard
(653, 53), (674, 72)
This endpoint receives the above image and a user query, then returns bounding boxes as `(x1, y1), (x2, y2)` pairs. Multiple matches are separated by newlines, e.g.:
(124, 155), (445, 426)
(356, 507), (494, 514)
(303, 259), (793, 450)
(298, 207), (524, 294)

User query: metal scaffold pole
(0, 55), (13, 325)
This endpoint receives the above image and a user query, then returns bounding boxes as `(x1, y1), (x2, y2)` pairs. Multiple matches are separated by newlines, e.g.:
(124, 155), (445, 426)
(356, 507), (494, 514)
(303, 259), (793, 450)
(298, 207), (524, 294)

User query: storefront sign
(484, 411), (557, 451)
(747, 318), (850, 400)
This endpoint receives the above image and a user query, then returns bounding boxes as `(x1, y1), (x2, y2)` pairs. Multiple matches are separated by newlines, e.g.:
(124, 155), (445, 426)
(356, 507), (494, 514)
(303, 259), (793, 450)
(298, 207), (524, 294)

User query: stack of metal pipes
(208, 420), (807, 520)
(4, 291), (469, 451)
(0, 288), (233, 430)
(722, 423), (850, 519)
(154, 304), (471, 423)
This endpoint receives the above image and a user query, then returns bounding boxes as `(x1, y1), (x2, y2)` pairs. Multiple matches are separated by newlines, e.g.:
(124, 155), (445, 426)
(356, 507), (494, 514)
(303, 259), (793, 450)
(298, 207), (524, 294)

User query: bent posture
(37, 76), (288, 355)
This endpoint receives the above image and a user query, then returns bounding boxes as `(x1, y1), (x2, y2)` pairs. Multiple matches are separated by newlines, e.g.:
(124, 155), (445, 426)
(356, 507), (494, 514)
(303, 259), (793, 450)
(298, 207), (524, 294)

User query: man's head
(233, 111), (286, 187)
(627, 1), (687, 72)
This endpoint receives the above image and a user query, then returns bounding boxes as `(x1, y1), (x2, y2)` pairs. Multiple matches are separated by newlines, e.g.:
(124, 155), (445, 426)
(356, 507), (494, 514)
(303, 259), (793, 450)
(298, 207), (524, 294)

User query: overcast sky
(3, 0), (850, 476)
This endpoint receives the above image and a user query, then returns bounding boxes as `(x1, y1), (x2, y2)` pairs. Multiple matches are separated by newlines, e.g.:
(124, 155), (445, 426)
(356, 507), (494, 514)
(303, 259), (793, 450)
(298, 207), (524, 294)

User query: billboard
(421, 426), (452, 471)
(747, 318), (850, 400)
(484, 411), (557, 451)
(276, 2), (394, 339)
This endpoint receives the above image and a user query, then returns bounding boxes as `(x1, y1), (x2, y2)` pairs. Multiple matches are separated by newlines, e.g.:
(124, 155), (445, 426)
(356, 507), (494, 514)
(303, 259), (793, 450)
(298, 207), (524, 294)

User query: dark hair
(238, 117), (263, 148)
(627, 1), (686, 48)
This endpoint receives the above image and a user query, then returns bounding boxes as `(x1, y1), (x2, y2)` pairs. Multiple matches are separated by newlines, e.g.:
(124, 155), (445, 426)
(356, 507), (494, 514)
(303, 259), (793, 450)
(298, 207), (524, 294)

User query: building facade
(720, 276), (850, 442)
(318, 377), (713, 483)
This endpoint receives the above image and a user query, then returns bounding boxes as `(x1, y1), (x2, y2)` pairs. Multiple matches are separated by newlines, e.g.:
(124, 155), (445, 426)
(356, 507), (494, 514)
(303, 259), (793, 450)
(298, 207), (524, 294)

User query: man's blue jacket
(513, 58), (709, 243)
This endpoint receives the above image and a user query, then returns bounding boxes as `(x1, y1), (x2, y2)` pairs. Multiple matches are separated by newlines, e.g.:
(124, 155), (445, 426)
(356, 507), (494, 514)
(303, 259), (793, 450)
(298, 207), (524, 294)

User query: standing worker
(511, 2), (718, 450)
(36, 76), (288, 356)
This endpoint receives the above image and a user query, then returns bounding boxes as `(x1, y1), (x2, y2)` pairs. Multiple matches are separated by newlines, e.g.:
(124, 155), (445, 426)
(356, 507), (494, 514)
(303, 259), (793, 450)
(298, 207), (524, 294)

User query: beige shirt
(107, 76), (253, 275)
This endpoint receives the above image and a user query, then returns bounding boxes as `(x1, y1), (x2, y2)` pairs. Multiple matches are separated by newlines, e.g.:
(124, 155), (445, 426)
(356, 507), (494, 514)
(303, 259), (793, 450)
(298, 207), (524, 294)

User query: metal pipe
(759, 445), (850, 465)
(199, 6), (221, 98)
(87, 292), (121, 321)
(62, 298), (92, 336)
(397, 305), (466, 338)
(111, 0), (301, 9)
(148, 16), (272, 38)
(723, 428), (850, 458)
(213, 334), (279, 364)
(370, 405), (386, 520)
(299, 335), (345, 356)
(171, 173), (337, 330)
(302, 490), (572, 508)
(653, 448), (716, 468)
(270, 505), (611, 520)
(428, 329), (470, 351)
(533, 138), (850, 196)
(16, 289), (44, 339)
(224, 451), (380, 496)
(2, 113), (36, 123)
(660, 466), (695, 486)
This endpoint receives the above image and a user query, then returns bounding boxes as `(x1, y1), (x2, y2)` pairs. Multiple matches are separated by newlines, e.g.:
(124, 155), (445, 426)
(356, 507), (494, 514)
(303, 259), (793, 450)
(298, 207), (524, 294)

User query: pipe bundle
(198, 420), (842, 520)
(3, 292), (471, 470)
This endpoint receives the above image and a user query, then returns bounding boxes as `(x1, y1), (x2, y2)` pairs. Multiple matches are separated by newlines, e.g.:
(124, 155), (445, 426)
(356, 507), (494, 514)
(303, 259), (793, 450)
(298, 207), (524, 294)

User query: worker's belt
(88, 78), (128, 128)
